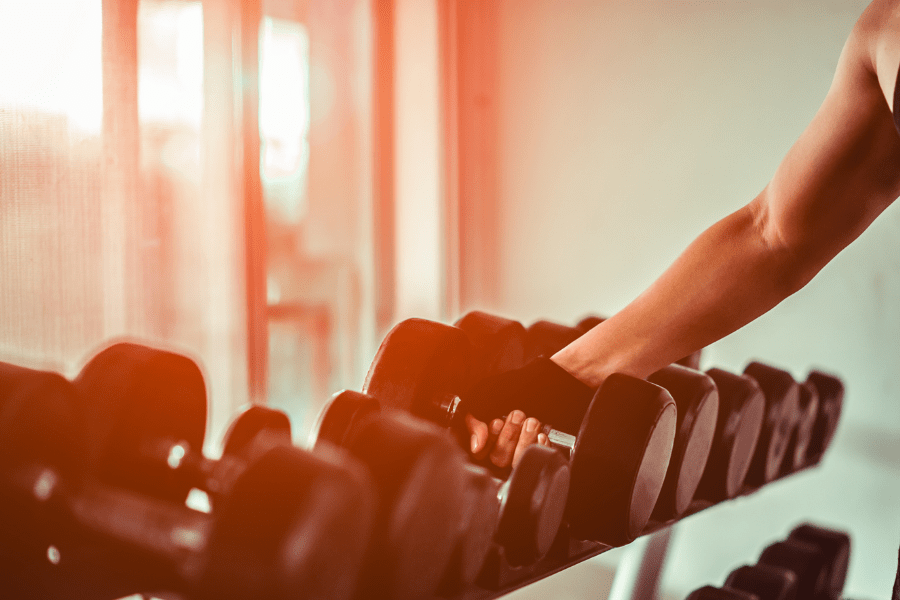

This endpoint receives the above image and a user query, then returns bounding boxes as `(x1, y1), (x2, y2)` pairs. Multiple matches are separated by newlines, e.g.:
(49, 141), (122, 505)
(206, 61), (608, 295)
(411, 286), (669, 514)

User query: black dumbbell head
(803, 371), (844, 466)
(344, 411), (466, 600)
(696, 369), (765, 503)
(780, 381), (819, 476)
(742, 362), (799, 489)
(647, 364), (719, 520)
(221, 405), (292, 463)
(310, 390), (381, 450)
(686, 585), (761, 600)
(567, 374), (677, 545)
(199, 445), (375, 600)
(725, 564), (798, 600)
(454, 311), (527, 383)
(74, 342), (208, 503)
(498, 444), (570, 567)
(363, 319), (471, 425)
(788, 523), (851, 599)
(759, 539), (832, 600)
(0, 363), (87, 556)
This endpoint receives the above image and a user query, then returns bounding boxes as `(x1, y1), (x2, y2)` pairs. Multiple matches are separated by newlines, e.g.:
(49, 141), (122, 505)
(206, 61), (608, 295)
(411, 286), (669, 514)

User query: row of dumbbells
(0, 309), (844, 600)
(315, 311), (845, 589)
(686, 523), (852, 600)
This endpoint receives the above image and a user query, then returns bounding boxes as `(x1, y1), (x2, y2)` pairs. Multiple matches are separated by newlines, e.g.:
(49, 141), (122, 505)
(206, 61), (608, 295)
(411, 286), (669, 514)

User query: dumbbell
(524, 319), (582, 362)
(742, 363), (800, 490)
(309, 389), (469, 600)
(455, 311), (528, 382)
(779, 379), (819, 476)
(530, 317), (719, 522)
(781, 523), (851, 600)
(311, 390), (497, 589)
(758, 539), (837, 600)
(575, 315), (703, 370)
(363, 317), (676, 546)
(686, 586), (761, 600)
(0, 359), (376, 600)
(725, 564), (798, 600)
(803, 372), (844, 467)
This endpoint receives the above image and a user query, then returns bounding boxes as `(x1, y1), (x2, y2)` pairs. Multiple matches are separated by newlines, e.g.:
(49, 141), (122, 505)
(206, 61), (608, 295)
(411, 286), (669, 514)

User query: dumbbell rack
(439, 463), (818, 600)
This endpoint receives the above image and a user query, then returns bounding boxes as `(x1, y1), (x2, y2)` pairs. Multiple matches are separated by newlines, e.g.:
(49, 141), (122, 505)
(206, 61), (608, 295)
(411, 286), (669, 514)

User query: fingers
(490, 410), (526, 468)
(512, 417), (542, 468)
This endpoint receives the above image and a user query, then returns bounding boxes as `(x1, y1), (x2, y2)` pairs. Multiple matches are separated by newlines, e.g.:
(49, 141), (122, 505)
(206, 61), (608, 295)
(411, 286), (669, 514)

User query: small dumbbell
(693, 368), (766, 504)
(725, 564), (798, 600)
(363, 317), (675, 546)
(742, 362), (800, 490)
(758, 539), (835, 600)
(531, 317), (719, 521)
(0, 359), (376, 600)
(309, 390), (469, 600)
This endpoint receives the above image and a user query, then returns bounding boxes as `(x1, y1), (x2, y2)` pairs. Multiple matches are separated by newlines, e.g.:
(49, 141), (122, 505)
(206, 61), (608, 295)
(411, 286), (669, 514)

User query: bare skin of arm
(471, 0), (900, 467)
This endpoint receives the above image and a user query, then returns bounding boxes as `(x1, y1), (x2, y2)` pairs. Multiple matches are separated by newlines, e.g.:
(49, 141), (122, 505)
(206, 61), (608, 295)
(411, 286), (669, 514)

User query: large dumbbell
(742, 363), (800, 490)
(530, 317), (719, 522)
(693, 368), (766, 505)
(311, 389), (496, 589)
(0, 359), (376, 600)
(308, 390), (469, 600)
(363, 317), (676, 546)
(725, 564), (798, 600)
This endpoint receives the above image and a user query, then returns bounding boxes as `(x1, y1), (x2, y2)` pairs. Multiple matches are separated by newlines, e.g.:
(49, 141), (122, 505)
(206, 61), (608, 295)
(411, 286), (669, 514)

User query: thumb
(465, 413), (489, 454)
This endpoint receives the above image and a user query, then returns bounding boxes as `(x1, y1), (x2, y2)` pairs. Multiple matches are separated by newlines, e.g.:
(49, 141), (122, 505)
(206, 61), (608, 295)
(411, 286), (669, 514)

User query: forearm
(552, 192), (820, 387)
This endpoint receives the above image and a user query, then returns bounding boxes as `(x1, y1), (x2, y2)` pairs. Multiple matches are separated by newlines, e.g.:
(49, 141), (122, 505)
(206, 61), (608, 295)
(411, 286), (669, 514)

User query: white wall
(488, 1), (900, 598)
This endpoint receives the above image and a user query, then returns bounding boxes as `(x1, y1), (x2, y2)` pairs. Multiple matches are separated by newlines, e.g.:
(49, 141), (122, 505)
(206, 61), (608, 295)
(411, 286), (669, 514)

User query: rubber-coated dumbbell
(779, 379), (819, 476)
(725, 564), (798, 600)
(455, 311), (528, 383)
(529, 318), (719, 522)
(686, 586), (761, 600)
(309, 390), (469, 600)
(524, 319), (582, 362)
(742, 362), (800, 490)
(311, 390), (497, 589)
(313, 389), (566, 573)
(363, 317), (676, 546)
(693, 368), (766, 504)
(0, 360), (376, 600)
(575, 315), (703, 370)
(758, 539), (836, 600)
(803, 372), (844, 467)
(785, 523), (851, 599)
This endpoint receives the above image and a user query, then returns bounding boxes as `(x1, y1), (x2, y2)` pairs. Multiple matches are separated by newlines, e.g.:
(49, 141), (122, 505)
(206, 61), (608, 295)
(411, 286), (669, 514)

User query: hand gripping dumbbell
(314, 390), (503, 591)
(692, 368), (766, 505)
(363, 317), (676, 547)
(308, 390), (469, 600)
(568, 317), (719, 521)
(0, 358), (376, 600)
